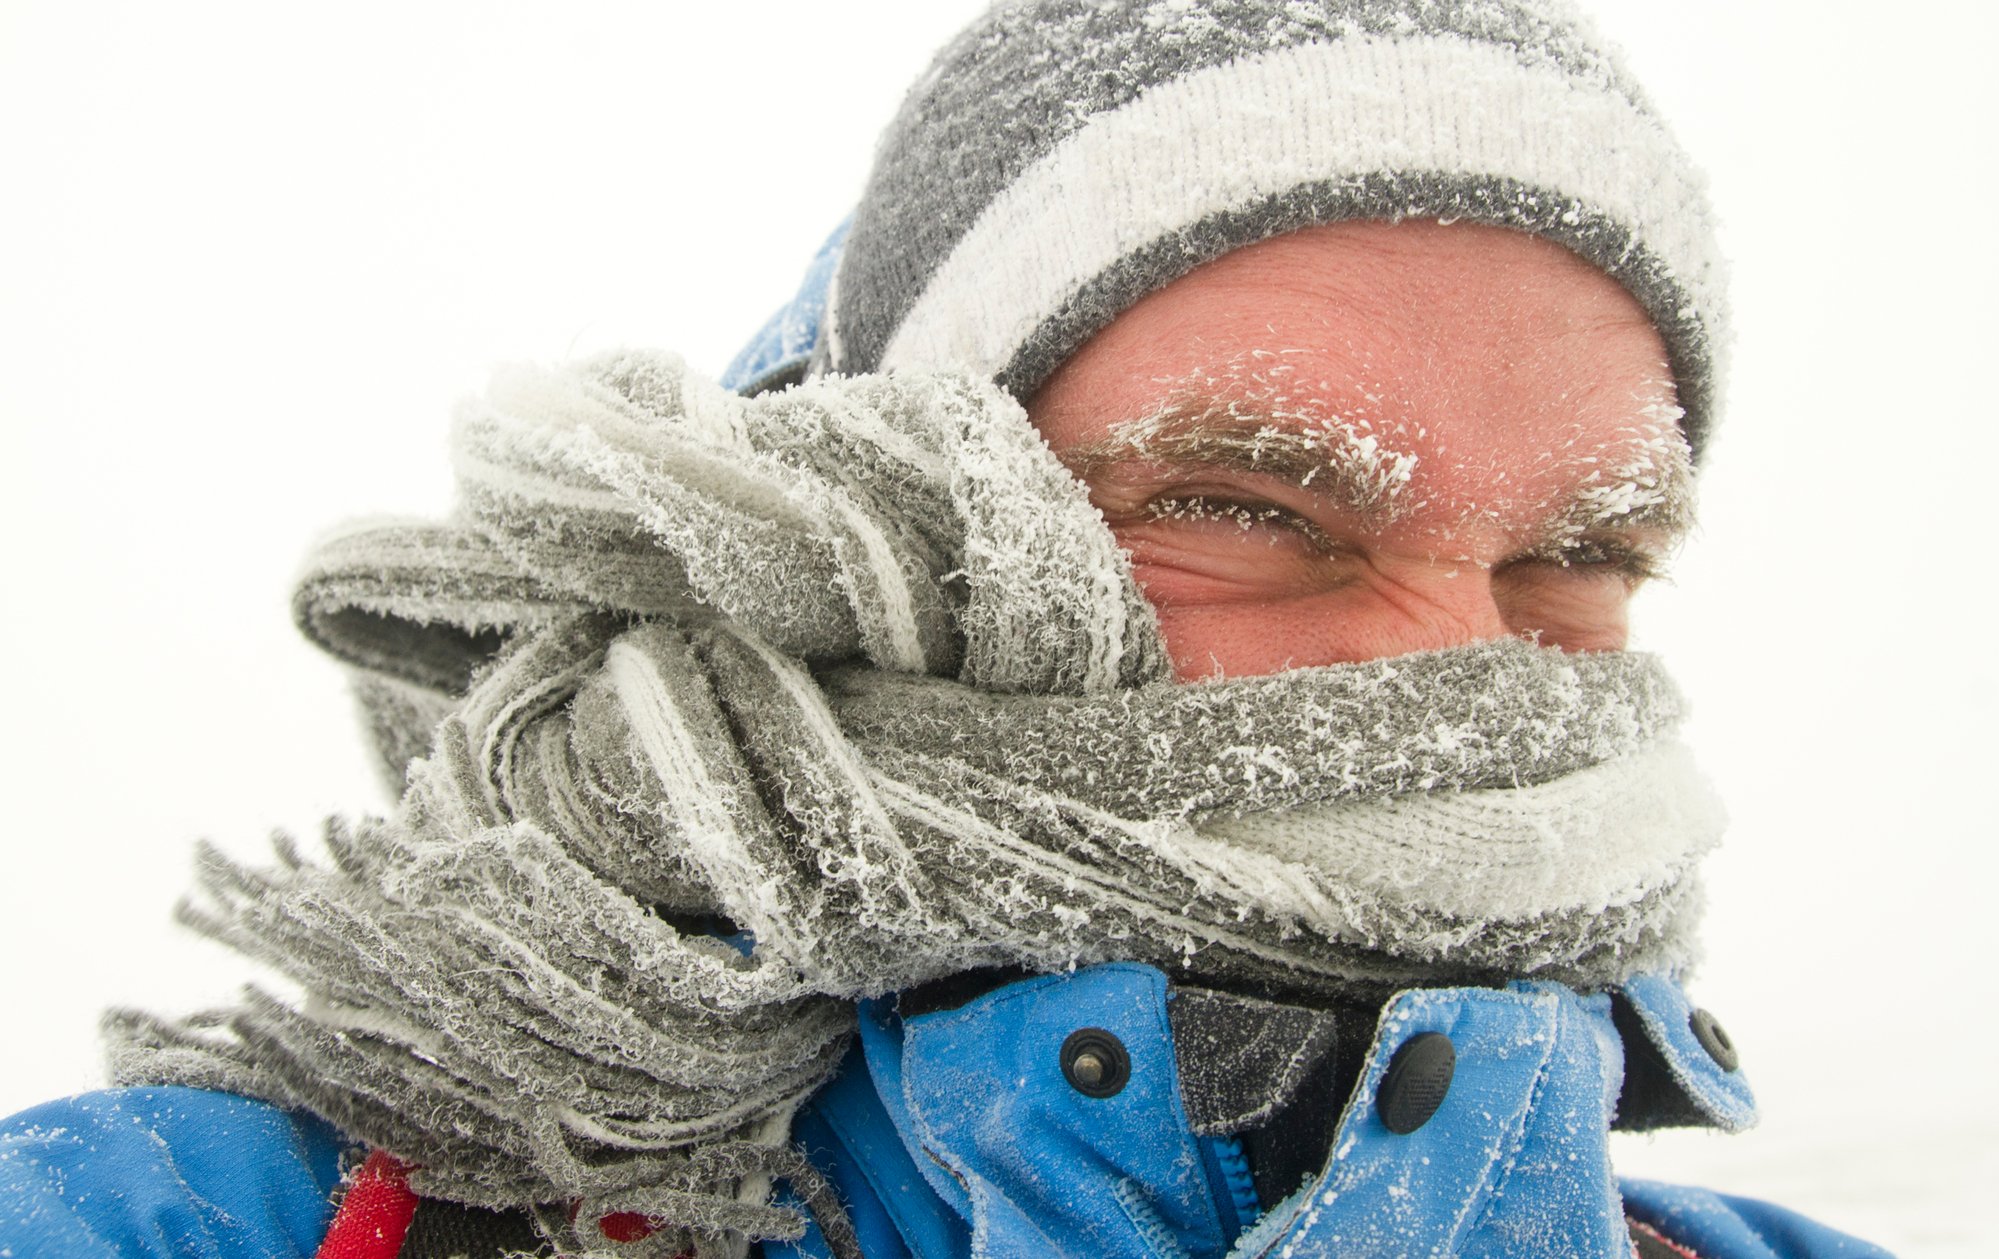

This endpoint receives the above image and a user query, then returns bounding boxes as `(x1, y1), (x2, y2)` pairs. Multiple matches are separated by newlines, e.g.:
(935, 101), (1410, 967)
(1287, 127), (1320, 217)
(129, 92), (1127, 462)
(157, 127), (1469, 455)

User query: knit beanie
(820, 0), (1726, 453)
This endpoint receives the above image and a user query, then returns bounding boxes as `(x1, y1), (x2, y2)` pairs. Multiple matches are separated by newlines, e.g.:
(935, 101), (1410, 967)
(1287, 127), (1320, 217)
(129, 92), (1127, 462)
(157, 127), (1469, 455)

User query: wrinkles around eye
(1088, 465), (1675, 615)
(1100, 492), (1364, 599)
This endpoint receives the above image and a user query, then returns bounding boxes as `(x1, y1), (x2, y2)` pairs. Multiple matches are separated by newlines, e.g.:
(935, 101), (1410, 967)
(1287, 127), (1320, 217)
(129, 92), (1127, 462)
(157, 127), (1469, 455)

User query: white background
(2, 3), (1993, 1254)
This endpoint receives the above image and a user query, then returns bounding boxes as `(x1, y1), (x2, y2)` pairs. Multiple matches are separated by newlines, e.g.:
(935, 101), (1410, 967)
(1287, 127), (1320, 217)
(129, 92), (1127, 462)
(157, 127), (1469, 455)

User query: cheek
(1129, 564), (1476, 677)
(1146, 600), (1378, 678)
(1492, 568), (1633, 652)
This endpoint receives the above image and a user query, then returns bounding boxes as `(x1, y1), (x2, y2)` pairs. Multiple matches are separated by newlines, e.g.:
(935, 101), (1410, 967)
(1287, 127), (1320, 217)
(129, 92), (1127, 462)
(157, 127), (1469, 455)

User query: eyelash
(1143, 495), (1336, 549)
(1514, 538), (1668, 584)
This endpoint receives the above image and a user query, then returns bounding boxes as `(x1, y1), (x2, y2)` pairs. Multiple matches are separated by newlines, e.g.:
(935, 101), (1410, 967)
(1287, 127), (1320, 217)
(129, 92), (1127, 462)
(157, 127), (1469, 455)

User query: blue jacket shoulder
(0, 1086), (344, 1259)
(1621, 1179), (1895, 1259)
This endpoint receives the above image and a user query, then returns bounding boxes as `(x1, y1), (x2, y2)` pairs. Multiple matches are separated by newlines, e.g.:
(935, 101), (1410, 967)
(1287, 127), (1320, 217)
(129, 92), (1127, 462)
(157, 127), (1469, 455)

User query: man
(0, 2), (1892, 1257)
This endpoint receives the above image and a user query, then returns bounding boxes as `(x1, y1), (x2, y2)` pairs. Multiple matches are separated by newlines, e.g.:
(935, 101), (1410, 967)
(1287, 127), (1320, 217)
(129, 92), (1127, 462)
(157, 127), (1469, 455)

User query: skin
(1027, 220), (1693, 679)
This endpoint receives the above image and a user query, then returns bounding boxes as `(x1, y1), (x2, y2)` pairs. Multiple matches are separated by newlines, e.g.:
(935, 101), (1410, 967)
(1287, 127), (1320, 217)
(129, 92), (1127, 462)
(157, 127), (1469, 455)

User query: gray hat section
(994, 172), (1719, 456)
(828, 0), (1725, 450)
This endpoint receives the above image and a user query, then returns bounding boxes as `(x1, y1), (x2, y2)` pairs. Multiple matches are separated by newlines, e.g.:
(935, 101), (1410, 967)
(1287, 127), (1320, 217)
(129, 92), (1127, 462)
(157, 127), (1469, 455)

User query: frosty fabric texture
(108, 354), (1712, 1256)
(827, 0), (1728, 453)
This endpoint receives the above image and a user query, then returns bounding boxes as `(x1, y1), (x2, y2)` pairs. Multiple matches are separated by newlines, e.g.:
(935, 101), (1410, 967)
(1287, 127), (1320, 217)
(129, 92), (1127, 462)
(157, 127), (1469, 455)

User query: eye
(1508, 536), (1668, 587)
(1098, 489), (1359, 601)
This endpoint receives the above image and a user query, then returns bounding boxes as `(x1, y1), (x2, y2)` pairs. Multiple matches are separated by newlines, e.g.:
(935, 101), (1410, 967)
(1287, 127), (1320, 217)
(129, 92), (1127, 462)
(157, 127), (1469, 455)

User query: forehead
(1027, 221), (1680, 518)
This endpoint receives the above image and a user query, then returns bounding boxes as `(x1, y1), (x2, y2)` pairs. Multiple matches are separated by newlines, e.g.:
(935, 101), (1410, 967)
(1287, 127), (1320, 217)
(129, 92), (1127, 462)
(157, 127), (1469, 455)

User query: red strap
(576, 1204), (690, 1254)
(315, 1150), (421, 1259)
(595, 1212), (657, 1243)
(314, 1150), (694, 1259)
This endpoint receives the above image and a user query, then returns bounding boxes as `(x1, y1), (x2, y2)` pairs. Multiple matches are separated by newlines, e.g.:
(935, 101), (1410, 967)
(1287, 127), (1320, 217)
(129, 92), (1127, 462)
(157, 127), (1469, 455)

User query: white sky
(2, 3), (1994, 1255)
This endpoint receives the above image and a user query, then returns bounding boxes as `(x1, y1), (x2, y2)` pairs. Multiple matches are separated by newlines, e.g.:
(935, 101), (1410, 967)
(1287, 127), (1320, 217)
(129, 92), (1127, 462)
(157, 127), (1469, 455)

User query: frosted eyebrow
(1058, 399), (1420, 518)
(1539, 420), (1699, 539)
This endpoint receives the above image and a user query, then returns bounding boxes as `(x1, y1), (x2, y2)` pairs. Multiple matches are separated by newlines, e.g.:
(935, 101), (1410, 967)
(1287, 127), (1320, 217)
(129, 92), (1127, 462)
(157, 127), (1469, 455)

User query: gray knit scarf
(107, 352), (1719, 1257)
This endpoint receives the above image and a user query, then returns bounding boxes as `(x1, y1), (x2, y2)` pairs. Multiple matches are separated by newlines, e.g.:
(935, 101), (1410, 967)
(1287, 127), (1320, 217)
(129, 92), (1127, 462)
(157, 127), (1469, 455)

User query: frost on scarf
(107, 352), (1717, 1258)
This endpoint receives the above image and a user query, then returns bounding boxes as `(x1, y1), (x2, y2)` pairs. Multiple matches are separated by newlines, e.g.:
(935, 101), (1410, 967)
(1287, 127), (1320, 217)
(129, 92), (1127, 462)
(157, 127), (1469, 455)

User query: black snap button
(1688, 1008), (1739, 1072)
(1061, 1028), (1131, 1098)
(1376, 1031), (1455, 1134)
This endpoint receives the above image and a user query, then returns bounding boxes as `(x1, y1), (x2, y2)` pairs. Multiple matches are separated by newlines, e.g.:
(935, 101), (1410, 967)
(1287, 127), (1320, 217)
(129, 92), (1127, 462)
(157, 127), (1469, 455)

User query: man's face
(1027, 221), (1693, 680)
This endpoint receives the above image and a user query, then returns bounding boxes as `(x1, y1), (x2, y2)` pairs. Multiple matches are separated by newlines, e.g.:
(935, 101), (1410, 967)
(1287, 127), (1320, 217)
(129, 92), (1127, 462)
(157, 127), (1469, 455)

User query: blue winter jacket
(0, 238), (1893, 1258)
(760, 965), (1889, 1259)
(0, 965), (1889, 1257)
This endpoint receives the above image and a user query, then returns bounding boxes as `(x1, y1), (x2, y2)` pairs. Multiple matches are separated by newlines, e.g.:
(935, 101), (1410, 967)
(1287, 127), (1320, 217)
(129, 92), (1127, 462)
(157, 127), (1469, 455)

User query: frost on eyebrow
(1544, 390), (1699, 545)
(1059, 356), (1422, 519)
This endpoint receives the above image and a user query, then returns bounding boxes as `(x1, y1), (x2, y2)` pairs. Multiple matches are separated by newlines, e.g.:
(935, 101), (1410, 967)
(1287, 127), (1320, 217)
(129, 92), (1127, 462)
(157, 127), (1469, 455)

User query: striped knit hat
(819, 0), (1726, 453)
